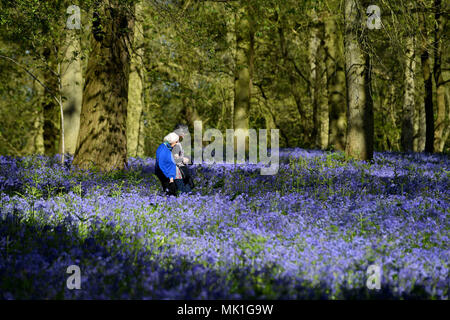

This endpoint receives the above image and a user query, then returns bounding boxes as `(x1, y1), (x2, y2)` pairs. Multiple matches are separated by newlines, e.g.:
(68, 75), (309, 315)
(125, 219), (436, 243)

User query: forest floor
(0, 149), (448, 299)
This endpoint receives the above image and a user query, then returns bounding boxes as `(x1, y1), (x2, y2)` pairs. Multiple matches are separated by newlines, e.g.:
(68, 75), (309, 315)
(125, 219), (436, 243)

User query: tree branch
(0, 54), (57, 98)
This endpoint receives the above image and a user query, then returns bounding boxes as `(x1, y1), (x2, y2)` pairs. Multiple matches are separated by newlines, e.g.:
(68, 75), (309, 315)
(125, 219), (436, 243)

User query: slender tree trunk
(233, 2), (255, 147)
(401, 35), (416, 152)
(344, 0), (373, 160)
(433, 0), (447, 152)
(73, 0), (135, 171)
(127, 1), (145, 158)
(325, 14), (347, 151)
(136, 100), (146, 158)
(415, 94), (427, 152)
(31, 79), (45, 154)
(318, 44), (329, 149)
(420, 13), (434, 153)
(61, 31), (83, 155)
(309, 9), (321, 147)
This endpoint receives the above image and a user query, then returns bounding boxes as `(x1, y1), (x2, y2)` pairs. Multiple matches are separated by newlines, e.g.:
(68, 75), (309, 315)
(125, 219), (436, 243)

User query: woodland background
(0, 0), (448, 170)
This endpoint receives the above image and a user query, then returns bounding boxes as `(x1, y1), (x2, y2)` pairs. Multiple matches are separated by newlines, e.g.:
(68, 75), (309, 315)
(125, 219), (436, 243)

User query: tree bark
(309, 10), (329, 150)
(401, 35), (416, 152)
(127, 1), (145, 158)
(61, 31), (83, 155)
(433, 0), (447, 152)
(73, 0), (135, 171)
(233, 1), (255, 147)
(325, 14), (347, 151)
(344, 0), (374, 160)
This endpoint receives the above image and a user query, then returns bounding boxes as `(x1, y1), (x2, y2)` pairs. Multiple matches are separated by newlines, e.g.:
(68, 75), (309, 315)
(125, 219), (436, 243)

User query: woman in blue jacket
(155, 132), (190, 195)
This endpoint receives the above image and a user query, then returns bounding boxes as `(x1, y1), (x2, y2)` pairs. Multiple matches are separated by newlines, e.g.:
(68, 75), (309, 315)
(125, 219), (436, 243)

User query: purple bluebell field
(0, 149), (448, 299)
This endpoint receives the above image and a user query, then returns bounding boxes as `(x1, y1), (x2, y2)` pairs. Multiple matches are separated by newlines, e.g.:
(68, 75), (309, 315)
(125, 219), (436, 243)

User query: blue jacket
(156, 142), (176, 179)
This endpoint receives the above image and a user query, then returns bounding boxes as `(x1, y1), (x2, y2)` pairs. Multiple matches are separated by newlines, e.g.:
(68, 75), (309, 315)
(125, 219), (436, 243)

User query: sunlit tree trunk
(325, 14), (346, 151)
(233, 2), (255, 148)
(61, 31), (83, 155)
(309, 10), (329, 150)
(318, 52), (329, 149)
(309, 9), (320, 147)
(127, 1), (145, 158)
(433, 0), (447, 152)
(73, 0), (135, 171)
(401, 35), (416, 152)
(344, 0), (373, 160)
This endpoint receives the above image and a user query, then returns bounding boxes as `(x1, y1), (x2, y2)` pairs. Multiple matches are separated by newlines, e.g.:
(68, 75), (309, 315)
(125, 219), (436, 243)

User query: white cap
(164, 132), (179, 144)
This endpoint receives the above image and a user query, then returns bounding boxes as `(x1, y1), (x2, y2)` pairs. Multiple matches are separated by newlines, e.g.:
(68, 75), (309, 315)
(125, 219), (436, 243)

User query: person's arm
(172, 144), (184, 165)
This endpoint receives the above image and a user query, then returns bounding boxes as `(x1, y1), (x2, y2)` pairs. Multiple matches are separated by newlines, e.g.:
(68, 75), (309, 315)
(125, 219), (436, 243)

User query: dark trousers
(180, 166), (194, 189)
(175, 179), (191, 193)
(155, 165), (176, 196)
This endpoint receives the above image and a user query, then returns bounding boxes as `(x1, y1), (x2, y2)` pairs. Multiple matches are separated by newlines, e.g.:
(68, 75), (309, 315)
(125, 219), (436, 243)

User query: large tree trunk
(433, 0), (447, 152)
(401, 35), (416, 152)
(233, 2), (255, 147)
(73, 0), (135, 171)
(309, 9), (329, 150)
(61, 31), (83, 155)
(344, 0), (374, 160)
(127, 1), (145, 158)
(325, 14), (347, 151)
